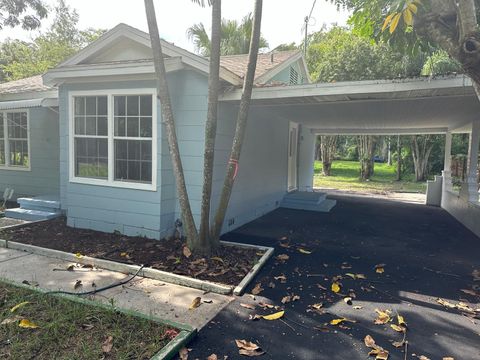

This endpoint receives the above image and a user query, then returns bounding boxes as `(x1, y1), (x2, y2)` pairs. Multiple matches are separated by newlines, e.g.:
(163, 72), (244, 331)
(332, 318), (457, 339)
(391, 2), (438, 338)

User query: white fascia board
(0, 89), (58, 102)
(254, 51), (303, 84)
(43, 58), (184, 86)
(309, 127), (449, 135)
(58, 23), (242, 86)
(220, 75), (474, 102)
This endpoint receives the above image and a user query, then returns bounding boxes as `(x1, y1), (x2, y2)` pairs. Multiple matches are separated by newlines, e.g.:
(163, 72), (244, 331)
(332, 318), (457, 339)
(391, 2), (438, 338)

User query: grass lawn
(314, 160), (427, 193)
(0, 281), (177, 359)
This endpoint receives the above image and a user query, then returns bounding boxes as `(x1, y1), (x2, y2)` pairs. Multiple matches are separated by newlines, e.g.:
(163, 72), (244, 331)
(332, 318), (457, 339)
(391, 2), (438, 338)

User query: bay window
(0, 110), (30, 170)
(70, 90), (156, 190)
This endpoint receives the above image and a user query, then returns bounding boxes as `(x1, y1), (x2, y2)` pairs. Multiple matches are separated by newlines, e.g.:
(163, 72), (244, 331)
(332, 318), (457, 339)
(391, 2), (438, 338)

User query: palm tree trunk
(211, 0), (263, 241)
(198, 0), (221, 254)
(144, 0), (198, 246)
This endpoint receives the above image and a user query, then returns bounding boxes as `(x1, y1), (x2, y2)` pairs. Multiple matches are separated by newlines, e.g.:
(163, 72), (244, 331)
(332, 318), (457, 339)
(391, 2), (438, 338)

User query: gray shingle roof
(0, 75), (54, 95)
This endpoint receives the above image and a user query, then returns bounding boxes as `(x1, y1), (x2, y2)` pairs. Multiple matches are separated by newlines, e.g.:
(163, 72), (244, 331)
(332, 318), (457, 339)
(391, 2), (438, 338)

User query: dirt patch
(0, 281), (176, 359)
(1, 218), (263, 286)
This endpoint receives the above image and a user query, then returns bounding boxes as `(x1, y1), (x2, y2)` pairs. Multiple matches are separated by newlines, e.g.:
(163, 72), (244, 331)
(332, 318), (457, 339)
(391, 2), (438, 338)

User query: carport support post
(464, 121), (480, 202)
(442, 131), (453, 192)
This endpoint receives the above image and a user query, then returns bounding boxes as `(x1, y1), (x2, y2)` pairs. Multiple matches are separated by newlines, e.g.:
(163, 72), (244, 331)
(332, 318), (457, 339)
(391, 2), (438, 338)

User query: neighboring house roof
(220, 50), (303, 82)
(0, 75), (53, 95)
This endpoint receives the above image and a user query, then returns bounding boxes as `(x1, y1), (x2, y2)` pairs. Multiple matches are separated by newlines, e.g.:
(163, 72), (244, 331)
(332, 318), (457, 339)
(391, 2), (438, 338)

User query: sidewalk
(0, 247), (232, 330)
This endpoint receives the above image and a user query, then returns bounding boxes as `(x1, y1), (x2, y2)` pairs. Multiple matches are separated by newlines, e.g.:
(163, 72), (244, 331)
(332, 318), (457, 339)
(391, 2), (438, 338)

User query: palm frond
(190, 0), (213, 7)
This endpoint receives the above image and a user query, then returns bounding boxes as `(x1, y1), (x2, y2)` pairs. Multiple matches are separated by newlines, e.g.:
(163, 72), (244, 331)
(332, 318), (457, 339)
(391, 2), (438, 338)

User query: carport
(220, 75), (480, 237)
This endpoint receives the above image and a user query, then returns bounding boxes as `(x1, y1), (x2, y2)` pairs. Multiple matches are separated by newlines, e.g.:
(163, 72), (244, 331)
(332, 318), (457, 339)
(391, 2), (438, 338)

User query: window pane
(127, 96), (139, 116)
(75, 138), (108, 179)
(0, 114), (4, 139)
(140, 95), (152, 116)
(74, 97), (85, 116)
(97, 96), (107, 115)
(97, 117), (108, 136)
(7, 112), (28, 139)
(127, 118), (139, 137)
(85, 117), (96, 136)
(140, 117), (152, 137)
(75, 116), (85, 135)
(9, 140), (28, 166)
(114, 117), (126, 136)
(114, 96), (126, 116)
(85, 97), (97, 115)
(114, 139), (152, 183)
(0, 140), (5, 165)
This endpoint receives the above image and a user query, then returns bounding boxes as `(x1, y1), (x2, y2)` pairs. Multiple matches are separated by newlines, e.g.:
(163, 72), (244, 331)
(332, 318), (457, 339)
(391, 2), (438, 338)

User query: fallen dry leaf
(374, 309), (391, 325)
(364, 335), (376, 348)
(10, 301), (29, 313)
(18, 319), (39, 329)
(74, 280), (82, 290)
(276, 254), (289, 262)
(178, 347), (190, 360)
(397, 314), (407, 327)
(390, 324), (406, 333)
(330, 318), (346, 325)
(102, 335), (113, 353)
(240, 303), (256, 310)
(211, 256), (224, 263)
(251, 283), (264, 295)
(437, 298), (456, 309)
(353, 305), (363, 310)
(207, 354), (218, 360)
(1, 315), (22, 325)
(274, 274), (287, 282)
(298, 248), (312, 254)
(376, 267), (385, 274)
(331, 282), (341, 293)
(364, 335), (389, 360)
(258, 302), (275, 309)
(74, 252), (83, 258)
(442, 357), (454, 360)
(183, 246), (192, 258)
(262, 310), (284, 320)
(392, 340), (405, 348)
(189, 297), (201, 310)
(235, 339), (265, 357)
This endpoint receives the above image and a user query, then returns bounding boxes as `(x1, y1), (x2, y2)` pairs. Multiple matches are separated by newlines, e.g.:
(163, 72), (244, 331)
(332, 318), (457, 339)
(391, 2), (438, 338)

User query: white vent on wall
(289, 67), (299, 85)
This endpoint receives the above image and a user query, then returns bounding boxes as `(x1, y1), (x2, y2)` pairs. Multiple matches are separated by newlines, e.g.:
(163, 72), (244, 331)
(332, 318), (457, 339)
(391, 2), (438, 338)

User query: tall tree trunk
(211, 0), (263, 241)
(396, 135), (402, 181)
(320, 135), (337, 176)
(144, 0), (198, 246)
(358, 135), (376, 180)
(411, 135), (434, 182)
(198, 0), (221, 254)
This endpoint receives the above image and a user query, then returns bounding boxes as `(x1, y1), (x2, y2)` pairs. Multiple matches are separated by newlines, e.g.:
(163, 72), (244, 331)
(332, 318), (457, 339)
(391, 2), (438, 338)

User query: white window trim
(69, 89), (157, 191)
(0, 109), (31, 172)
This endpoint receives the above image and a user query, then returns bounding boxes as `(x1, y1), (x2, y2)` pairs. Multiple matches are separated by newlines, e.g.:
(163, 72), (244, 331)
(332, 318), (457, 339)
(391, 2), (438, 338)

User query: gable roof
(45, 23), (309, 87)
(46, 23), (242, 86)
(220, 50), (304, 83)
(0, 75), (53, 95)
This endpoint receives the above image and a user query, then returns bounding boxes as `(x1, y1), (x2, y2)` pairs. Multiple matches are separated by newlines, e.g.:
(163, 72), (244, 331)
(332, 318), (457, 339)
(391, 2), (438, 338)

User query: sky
(0, 0), (350, 52)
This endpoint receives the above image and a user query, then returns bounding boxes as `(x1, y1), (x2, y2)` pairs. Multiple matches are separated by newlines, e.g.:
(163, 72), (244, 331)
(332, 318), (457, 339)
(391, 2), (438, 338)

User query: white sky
(0, 0), (350, 52)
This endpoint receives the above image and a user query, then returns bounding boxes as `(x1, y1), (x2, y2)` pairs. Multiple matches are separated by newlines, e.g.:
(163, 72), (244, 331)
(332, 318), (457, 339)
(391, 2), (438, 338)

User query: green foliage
(0, 0), (48, 30)
(187, 13), (269, 56)
(421, 50), (462, 76)
(274, 42), (298, 51)
(0, 0), (105, 81)
(307, 26), (424, 82)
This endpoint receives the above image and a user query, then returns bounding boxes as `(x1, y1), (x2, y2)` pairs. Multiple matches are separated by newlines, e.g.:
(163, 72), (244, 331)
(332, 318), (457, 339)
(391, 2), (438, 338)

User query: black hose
(45, 265), (146, 296)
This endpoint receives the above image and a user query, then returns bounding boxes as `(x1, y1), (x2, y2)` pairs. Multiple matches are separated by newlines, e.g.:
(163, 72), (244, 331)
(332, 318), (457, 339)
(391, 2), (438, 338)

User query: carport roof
(220, 75), (480, 134)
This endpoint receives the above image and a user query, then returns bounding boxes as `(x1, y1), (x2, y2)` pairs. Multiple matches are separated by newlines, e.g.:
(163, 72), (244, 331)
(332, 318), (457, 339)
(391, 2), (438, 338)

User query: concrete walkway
(0, 247), (232, 330)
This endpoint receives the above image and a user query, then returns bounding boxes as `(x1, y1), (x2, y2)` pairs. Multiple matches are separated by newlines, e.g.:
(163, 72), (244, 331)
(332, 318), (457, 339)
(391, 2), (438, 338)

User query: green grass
(314, 160), (426, 194)
(0, 281), (176, 359)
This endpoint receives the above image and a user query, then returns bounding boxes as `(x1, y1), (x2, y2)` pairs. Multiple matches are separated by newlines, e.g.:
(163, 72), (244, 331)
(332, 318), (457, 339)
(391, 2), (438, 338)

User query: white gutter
(0, 98), (58, 110)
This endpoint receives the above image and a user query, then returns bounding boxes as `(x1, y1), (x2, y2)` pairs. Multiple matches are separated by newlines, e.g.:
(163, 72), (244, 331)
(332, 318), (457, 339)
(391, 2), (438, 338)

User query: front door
(288, 122), (299, 192)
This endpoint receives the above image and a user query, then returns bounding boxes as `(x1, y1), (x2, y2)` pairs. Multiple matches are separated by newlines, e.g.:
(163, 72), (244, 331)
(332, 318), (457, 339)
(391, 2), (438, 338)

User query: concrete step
(282, 191), (327, 205)
(4, 208), (61, 221)
(17, 197), (60, 211)
(281, 199), (337, 213)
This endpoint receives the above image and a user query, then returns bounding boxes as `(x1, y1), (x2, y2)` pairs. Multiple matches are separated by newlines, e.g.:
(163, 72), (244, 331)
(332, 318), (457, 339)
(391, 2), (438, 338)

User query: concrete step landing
(5, 195), (61, 221)
(281, 191), (336, 213)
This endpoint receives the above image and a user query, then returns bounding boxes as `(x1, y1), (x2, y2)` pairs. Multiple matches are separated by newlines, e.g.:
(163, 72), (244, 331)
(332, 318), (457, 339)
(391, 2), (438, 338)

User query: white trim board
(68, 88), (158, 192)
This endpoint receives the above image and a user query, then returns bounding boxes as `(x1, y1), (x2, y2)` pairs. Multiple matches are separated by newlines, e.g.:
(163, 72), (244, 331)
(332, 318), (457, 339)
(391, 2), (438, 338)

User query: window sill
(0, 166), (31, 172)
(69, 177), (157, 192)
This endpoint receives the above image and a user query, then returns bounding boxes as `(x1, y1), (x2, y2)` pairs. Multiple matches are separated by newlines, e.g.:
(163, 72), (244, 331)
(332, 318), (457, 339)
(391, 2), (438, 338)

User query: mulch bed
(0, 218), (263, 286)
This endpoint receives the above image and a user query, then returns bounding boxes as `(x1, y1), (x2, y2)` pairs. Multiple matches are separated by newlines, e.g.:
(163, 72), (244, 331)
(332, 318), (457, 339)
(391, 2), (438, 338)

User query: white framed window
(69, 89), (157, 191)
(0, 110), (30, 171)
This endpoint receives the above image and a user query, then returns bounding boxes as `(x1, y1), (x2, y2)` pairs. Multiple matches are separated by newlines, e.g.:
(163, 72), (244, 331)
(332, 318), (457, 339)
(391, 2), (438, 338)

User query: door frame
(288, 122), (299, 192)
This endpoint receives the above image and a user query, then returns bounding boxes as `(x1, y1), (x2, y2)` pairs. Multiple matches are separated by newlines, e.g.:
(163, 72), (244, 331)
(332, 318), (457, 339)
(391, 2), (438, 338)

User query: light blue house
(5, 23), (478, 241)
(0, 23), (318, 238)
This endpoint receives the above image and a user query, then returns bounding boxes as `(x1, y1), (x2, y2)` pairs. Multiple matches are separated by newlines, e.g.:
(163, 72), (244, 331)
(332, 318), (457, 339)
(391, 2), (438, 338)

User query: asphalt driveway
(186, 194), (480, 359)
